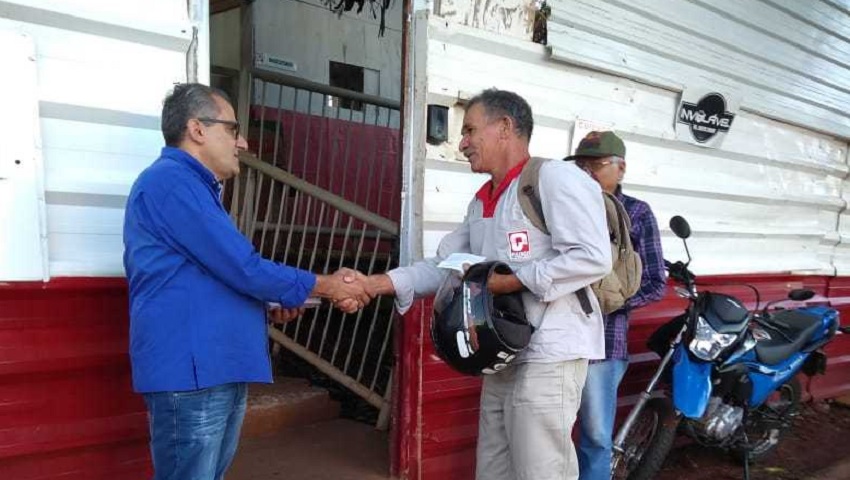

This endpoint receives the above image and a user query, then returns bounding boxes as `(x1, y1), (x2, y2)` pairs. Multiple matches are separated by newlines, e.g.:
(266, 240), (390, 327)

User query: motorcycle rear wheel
(733, 377), (801, 462)
(612, 397), (680, 480)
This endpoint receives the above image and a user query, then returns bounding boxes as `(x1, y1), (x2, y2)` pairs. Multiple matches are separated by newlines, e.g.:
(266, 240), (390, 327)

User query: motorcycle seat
(754, 310), (822, 365)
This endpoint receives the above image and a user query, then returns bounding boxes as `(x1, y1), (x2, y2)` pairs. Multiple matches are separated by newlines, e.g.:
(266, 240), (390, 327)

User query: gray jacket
(388, 160), (612, 362)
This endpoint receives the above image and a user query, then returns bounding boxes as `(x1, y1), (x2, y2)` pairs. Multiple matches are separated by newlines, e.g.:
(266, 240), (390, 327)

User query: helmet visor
(433, 271), (490, 359)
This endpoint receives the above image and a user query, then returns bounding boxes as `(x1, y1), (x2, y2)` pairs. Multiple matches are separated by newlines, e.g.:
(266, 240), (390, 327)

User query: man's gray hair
(161, 83), (232, 147)
(466, 88), (534, 140)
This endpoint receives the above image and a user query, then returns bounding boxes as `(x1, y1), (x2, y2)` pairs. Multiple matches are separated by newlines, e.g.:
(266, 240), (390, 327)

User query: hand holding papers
(437, 253), (487, 274)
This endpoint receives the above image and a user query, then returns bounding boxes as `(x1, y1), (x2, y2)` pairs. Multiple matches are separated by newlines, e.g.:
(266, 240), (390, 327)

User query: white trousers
(476, 359), (589, 480)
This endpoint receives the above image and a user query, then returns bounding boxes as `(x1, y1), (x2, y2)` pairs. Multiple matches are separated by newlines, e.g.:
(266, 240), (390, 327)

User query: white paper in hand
(437, 253), (487, 274)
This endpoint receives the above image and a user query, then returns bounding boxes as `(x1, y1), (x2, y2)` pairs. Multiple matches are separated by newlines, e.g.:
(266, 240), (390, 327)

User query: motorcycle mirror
(788, 289), (815, 302)
(669, 216), (691, 239)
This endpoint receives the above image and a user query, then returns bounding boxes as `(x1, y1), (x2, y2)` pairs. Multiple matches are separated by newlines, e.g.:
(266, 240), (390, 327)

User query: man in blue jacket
(123, 83), (370, 480)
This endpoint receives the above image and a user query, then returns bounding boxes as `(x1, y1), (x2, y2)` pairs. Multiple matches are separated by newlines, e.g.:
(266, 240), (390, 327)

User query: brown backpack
(517, 157), (642, 315)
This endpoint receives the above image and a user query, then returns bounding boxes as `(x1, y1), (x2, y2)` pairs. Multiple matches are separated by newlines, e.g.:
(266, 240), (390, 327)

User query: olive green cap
(564, 131), (626, 160)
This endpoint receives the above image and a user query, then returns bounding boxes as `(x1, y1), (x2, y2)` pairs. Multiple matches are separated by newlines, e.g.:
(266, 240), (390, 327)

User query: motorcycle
(612, 216), (847, 480)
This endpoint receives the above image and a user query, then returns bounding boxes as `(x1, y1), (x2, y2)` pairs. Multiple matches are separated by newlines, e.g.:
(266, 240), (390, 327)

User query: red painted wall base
(4, 275), (849, 480)
(0, 278), (151, 480)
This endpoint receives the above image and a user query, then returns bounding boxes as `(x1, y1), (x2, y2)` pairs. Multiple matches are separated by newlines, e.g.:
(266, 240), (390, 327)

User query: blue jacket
(123, 147), (316, 393)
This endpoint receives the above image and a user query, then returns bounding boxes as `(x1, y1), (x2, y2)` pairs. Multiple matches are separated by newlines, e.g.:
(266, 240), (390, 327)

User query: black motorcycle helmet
(431, 261), (534, 376)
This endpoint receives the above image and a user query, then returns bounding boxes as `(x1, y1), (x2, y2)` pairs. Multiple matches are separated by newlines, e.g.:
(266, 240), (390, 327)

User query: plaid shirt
(595, 188), (666, 361)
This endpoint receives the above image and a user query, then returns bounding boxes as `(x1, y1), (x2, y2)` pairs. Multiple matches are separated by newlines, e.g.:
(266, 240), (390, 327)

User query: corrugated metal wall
(399, 2), (850, 478)
(417, 12), (849, 276)
(0, 279), (149, 480)
(0, 0), (194, 279)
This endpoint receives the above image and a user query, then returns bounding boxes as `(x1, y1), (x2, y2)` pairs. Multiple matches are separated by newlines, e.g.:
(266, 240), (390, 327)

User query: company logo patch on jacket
(507, 230), (531, 260)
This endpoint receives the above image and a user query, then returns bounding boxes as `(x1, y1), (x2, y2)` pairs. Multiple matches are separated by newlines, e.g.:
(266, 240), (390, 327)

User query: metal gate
(224, 67), (401, 427)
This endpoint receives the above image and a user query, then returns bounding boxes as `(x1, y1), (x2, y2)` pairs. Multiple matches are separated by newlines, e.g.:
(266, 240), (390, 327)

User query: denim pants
(577, 360), (629, 480)
(143, 382), (248, 480)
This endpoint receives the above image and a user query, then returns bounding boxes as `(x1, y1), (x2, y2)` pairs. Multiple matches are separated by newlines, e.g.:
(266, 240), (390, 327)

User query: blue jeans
(143, 382), (247, 480)
(577, 360), (629, 480)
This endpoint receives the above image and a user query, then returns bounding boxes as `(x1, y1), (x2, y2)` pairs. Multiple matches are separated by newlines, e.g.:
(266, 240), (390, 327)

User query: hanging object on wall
(570, 118), (615, 156)
(532, 1), (550, 45)
(323, 0), (392, 37)
(675, 87), (739, 148)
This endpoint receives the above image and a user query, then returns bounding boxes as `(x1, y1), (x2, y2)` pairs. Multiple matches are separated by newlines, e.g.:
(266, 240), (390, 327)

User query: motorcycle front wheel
(733, 377), (801, 462)
(612, 397), (680, 480)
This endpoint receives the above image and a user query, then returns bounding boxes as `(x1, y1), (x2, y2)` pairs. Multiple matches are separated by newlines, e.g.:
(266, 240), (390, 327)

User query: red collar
(474, 158), (529, 218)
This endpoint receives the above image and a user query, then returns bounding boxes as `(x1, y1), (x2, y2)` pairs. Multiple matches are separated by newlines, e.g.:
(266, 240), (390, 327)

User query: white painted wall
(250, 0), (403, 102)
(414, 5), (850, 277)
(0, 0), (198, 279)
(210, 8), (240, 70)
(0, 31), (47, 281)
(434, 0), (534, 40)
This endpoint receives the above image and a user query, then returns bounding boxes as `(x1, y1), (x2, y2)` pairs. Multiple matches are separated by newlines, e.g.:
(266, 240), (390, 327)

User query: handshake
(267, 268), (394, 324)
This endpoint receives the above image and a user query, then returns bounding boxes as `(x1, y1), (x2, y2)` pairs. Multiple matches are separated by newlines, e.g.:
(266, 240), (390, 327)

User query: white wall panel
(0, 31), (47, 281)
(546, 0), (850, 139)
(0, 1), (197, 279)
(0, 0), (191, 42)
(41, 119), (163, 199)
(422, 161), (488, 224)
(434, 0), (532, 40)
(417, 18), (849, 276)
(0, 18), (189, 117)
(46, 205), (125, 276)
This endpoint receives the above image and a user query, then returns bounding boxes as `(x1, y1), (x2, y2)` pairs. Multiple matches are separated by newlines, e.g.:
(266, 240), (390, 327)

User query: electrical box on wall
(427, 105), (448, 144)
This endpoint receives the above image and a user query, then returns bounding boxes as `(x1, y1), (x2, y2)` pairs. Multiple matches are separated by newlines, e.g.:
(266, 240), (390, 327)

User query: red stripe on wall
(5, 275), (849, 479)
(0, 278), (151, 480)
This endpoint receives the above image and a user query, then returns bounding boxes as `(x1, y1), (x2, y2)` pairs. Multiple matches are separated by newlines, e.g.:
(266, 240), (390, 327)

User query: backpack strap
(604, 191), (633, 254)
(518, 157), (549, 235)
(517, 157), (594, 316)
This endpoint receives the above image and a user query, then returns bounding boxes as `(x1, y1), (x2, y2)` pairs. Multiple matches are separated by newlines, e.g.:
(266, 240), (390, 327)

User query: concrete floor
(228, 418), (390, 480)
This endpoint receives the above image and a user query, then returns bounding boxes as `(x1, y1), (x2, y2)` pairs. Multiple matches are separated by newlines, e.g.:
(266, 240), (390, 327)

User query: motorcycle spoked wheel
(732, 378), (801, 463)
(612, 397), (680, 480)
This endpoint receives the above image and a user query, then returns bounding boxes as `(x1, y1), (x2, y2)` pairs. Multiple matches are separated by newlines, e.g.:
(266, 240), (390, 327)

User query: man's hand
(333, 268), (369, 312)
(267, 306), (305, 325)
(312, 269), (374, 314)
(487, 273), (525, 295)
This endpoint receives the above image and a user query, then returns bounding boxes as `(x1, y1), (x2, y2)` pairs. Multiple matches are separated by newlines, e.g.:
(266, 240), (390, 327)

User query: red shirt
(474, 159), (529, 218)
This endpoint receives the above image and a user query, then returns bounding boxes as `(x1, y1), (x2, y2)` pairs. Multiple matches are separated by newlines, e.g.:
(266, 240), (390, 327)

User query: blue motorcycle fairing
(799, 305), (840, 346)
(671, 344), (712, 418)
(738, 350), (807, 407)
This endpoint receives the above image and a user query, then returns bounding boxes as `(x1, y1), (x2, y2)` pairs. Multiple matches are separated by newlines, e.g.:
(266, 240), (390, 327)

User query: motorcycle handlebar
(664, 259), (695, 285)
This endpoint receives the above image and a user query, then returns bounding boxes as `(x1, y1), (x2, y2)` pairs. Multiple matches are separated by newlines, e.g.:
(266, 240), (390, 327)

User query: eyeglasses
(196, 117), (240, 139)
(575, 158), (617, 172)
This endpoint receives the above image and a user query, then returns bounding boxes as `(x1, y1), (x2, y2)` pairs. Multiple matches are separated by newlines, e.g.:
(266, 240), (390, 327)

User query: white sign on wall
(675, 87), (740, 148)
(255, 52), (298, 73)
(570, 118), (615, 156)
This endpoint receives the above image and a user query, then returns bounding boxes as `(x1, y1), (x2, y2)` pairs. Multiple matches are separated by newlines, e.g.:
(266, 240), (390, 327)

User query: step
(241, 377), (340, 438)
(230, 418), (388, 480)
